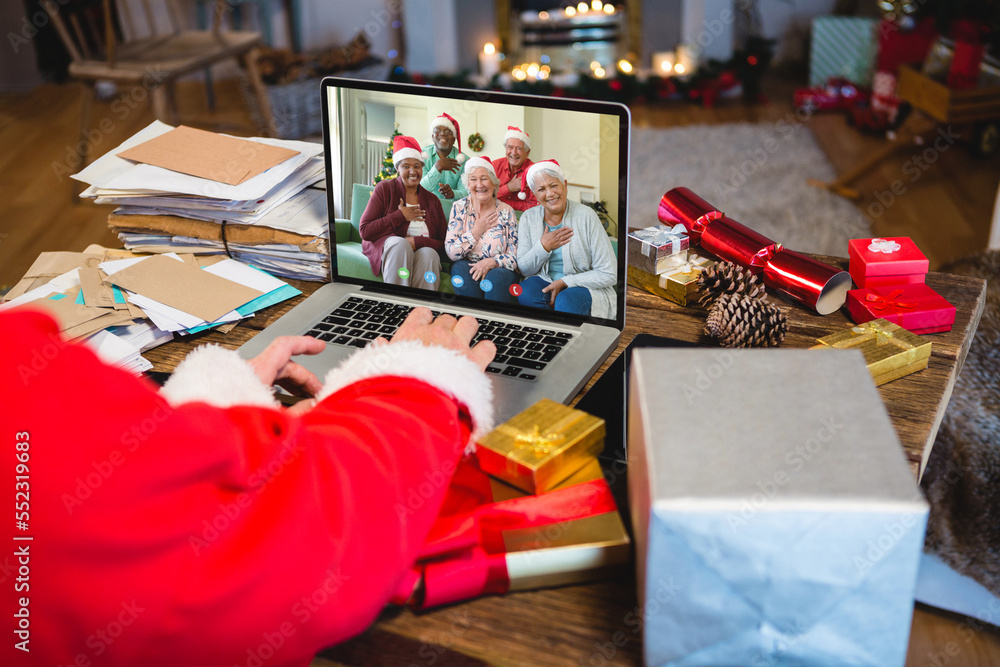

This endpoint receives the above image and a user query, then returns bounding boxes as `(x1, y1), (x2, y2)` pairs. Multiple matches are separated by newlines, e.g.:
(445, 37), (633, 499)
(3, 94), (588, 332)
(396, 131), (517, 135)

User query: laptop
(238, 76), (630, 423)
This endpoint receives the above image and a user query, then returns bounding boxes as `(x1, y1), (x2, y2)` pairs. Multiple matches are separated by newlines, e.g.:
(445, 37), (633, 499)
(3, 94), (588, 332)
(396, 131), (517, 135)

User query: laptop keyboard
(305, 296), (574, 381)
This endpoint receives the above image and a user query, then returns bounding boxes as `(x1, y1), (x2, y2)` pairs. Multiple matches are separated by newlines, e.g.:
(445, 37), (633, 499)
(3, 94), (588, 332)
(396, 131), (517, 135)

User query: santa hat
(392, 135), (426, 167)
(503, 125), (532, 151)
(430, 112), (463, 153)
(463, 156), (497, 180)
(524, 159), (565, 200)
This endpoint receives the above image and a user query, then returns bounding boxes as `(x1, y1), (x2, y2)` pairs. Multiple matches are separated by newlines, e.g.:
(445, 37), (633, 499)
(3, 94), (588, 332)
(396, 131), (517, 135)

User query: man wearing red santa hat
(0, 303), (495, 667)
(491, 125), (538, 212)
(421, 112), (469, 220)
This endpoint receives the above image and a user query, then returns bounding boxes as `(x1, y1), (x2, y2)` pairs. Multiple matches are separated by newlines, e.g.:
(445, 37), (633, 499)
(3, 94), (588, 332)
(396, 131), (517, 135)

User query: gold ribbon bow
(512, 425), (565, 459)
(830, 320), (918, 363)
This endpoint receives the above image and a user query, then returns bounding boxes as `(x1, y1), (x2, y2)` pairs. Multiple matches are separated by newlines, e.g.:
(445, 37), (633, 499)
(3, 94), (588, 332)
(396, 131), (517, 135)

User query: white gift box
(628, 348), (928, 667)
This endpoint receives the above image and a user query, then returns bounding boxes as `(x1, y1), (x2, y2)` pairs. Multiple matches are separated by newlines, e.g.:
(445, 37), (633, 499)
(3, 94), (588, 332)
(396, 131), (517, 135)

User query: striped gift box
(809, 17), (879, 87)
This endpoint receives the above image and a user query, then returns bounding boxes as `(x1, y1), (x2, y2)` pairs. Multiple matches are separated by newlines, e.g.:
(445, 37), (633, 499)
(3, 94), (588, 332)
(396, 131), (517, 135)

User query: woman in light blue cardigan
(515, 160), (617, 319)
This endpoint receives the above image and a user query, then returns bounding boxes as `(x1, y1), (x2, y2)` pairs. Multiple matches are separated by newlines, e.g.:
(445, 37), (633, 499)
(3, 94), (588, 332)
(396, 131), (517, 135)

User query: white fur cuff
(160, 344), (278, 409)
(316, 340), (494, 446)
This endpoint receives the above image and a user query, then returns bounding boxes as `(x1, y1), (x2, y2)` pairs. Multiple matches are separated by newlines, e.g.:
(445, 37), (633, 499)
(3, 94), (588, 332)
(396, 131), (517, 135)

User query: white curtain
(365, 140), (390, 190)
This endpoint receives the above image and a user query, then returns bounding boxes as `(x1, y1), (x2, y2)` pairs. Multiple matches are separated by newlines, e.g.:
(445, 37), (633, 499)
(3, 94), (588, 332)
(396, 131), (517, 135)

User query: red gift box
(848, 237), (929, 288)
(846, 283), (956, 334)
(390, 457), (630, 610)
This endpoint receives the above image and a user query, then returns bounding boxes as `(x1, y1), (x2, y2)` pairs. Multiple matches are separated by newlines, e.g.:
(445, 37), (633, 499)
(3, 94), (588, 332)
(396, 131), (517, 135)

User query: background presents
(809, 16), (879, 86)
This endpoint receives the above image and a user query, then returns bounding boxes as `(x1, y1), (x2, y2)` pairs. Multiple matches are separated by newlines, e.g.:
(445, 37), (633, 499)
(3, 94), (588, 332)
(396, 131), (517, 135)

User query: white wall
(299, 0), (400, 61)
(759, 0), (837, 63)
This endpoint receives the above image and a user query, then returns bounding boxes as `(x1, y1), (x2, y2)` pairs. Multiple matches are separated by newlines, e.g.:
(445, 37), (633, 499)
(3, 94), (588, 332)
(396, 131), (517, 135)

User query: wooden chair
(40, 0), (277, 169)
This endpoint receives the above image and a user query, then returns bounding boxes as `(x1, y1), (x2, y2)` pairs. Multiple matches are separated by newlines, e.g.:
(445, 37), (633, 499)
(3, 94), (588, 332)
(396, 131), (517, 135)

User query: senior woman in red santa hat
(516, 159), (617, 318)
(359, 135), (447, 290)
(444, 157), (519, 303)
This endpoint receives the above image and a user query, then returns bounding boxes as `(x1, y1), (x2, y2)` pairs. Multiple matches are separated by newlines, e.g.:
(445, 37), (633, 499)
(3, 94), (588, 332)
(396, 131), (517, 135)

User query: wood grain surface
(144, 259), (986, 667)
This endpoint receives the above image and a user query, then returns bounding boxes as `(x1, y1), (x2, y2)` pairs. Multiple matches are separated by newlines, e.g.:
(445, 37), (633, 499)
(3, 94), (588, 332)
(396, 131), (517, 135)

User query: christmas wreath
(467, 133), (484, 152)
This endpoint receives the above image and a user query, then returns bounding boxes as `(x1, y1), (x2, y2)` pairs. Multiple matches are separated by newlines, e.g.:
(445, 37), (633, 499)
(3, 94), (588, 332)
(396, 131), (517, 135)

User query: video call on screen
(326, 84), (623, 321)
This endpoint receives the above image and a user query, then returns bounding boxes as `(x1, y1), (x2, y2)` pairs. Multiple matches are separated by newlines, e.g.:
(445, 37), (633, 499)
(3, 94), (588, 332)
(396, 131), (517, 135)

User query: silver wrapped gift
(628, 348), (928, 667)
(627, 224), (690, 275)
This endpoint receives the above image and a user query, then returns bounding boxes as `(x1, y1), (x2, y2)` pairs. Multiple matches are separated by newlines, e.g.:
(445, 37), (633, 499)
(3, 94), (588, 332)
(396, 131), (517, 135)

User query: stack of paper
(1, 247), (301, 375)
(73, 121), (329, 282)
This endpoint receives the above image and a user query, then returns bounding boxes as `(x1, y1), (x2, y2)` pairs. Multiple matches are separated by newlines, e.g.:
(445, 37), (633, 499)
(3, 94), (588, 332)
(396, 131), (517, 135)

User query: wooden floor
(2, 73), (999, 666)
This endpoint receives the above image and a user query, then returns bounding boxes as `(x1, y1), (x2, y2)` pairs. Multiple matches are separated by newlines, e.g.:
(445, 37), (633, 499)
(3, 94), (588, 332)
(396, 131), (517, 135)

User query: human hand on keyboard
(381, 307), (496, 371)
(247, 335), (327, 415)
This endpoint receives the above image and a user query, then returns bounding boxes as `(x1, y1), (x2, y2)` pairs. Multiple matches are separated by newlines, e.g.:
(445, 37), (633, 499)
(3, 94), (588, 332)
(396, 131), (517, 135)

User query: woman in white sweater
(515, 160), (617, 319)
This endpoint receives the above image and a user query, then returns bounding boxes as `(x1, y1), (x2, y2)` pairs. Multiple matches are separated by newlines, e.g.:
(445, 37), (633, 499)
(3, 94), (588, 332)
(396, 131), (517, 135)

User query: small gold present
(811, 318), (932, 386)
(627, 252), (715, 306)
(476, 398), (606, 494)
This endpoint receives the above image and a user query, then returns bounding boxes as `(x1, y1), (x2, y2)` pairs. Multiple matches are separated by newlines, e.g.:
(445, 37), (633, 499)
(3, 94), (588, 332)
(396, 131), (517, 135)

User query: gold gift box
(627, 252), (715, 306)
(488, 458), (631, 590)
(476, 398), (606, 494)
(811, 318), (932, 386)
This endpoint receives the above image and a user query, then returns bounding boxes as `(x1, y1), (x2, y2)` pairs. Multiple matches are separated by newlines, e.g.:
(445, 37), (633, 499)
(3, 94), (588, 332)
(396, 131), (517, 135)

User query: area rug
(628, 123), (872, 256)
(921, 249), (1000, 597)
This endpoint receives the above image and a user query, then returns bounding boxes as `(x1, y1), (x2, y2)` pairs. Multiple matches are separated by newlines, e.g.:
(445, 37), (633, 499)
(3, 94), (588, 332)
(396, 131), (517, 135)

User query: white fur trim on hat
(526, 160), (566, 192)
(463, 156), (496, 178)
(456, 153), (467, 164)
(316, 340), (494, 450)
(503, 126), (532, 151)
(160, 344), (278, 408)
(392, 147), (426, 167)
(430, 116), (456, 139)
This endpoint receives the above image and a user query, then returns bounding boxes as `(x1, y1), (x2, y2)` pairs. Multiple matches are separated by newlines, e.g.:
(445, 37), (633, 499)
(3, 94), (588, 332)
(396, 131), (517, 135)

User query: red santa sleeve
(1, 309), (492, 667)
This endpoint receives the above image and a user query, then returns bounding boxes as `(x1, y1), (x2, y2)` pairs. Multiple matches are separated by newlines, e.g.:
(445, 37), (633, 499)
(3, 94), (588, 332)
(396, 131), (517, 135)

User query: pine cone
(697, 261), (767, 307)
(704, 293), (788, 348)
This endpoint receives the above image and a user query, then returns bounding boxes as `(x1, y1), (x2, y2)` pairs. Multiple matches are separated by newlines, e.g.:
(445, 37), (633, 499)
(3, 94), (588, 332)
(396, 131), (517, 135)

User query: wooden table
(144, 256), (986, 666)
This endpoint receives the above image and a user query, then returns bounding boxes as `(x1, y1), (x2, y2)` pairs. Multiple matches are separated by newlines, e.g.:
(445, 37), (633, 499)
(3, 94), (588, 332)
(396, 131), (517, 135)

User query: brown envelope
(79, 268), (116, 308)
(106, 255), (263, 323)
(25, 288), (111, 331)
(3, 251), (102, 303)
(116, 125), (300, 186)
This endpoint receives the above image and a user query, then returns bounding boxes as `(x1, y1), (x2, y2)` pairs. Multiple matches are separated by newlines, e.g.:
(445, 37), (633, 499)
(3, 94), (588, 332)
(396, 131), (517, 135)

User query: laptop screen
(321, 77), (628, 330)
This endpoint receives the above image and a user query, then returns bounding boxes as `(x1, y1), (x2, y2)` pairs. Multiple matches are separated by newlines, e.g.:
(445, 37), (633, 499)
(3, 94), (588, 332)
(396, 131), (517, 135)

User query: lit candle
(676, 45), (695, 76)
(480, 42), (500, 79)
(652, 51), (675, 76)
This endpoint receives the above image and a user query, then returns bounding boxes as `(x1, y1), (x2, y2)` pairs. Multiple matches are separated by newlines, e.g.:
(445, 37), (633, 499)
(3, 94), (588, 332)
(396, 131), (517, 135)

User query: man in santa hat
(491, 126), (538, 212)
(421, 112), (469, 220)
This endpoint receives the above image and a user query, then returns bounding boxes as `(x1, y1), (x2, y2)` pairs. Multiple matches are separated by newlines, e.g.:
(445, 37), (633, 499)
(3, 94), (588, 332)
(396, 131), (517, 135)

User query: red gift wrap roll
(657, 187), (851, 314)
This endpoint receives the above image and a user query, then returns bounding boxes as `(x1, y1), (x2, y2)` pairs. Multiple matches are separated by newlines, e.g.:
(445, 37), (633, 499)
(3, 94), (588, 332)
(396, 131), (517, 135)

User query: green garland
(388, 36), (776, 106)
(467, 132), (484, 152)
